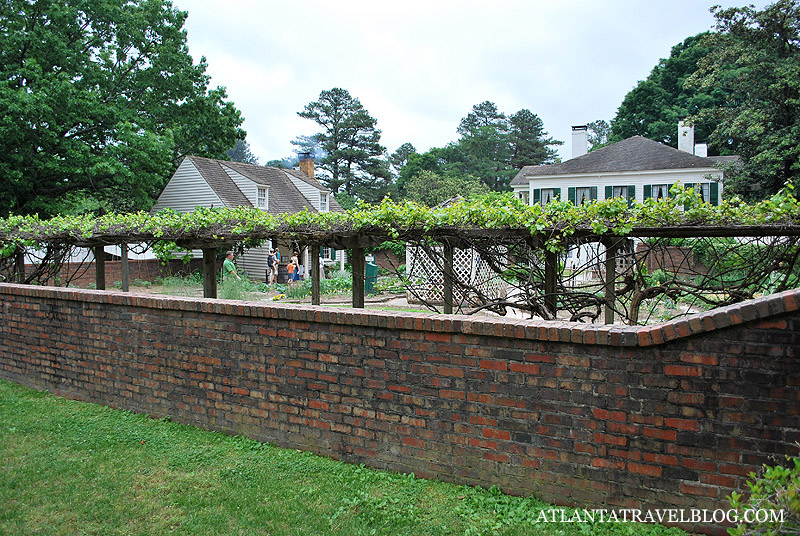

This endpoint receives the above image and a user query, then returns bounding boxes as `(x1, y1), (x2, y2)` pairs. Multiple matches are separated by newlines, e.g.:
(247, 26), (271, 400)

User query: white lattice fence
(405, 245), (507, 306)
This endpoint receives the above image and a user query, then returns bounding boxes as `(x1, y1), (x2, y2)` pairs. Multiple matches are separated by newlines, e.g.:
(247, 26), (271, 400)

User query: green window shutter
(533, 189), (541, 205)
(330, 248), (337, 260)
(604, 186), (613, 200)
(710, 182), (719, 205)
(643, 184), (652, 200)
(568, 187), (576, 205)
(627, 185), (636, 206)
(590, 186), (597, 200)
(553, 187), (561, 201)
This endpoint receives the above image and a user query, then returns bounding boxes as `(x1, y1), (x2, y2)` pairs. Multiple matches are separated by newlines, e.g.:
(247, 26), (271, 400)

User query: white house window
(612, 186), (628, 200)
(518, 191), (530, 205)
(257, 187), (268, 210)
(652, 184), (670, 199)
(319, 192), (329, 212)
(540, 188), (556, 206)
(575, 187), (592, 205)
(698, 183), (711, 203)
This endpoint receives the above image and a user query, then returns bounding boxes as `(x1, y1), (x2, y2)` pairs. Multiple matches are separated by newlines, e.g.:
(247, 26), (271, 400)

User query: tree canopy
(403, 170), (488, 207)
(395, 102), (560, 196)
(610, 33), (729, 150)
(297, 88), (391, 201)
(0, 0), (245, 217)
(687, 0), (800, 199)
(226, 139), (260, 165)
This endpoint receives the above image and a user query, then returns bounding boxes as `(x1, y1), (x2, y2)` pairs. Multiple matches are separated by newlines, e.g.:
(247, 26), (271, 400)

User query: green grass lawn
(0, 379), (686, 536)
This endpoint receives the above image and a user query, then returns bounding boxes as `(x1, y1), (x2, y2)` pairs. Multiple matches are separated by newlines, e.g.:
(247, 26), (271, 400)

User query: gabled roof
(183, 156), (343, 213)
(511, 136), (723, 186)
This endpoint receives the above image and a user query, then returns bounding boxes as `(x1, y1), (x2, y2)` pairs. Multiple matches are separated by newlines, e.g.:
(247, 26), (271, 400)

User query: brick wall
(636, 243), (709, 276)
(1, 283), (798, 535)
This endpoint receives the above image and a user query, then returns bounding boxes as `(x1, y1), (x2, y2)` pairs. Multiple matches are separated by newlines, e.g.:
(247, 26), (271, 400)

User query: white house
(151, 154), (345, 281)
(511, 122), (731, 208)
(510, 122), (736, 274)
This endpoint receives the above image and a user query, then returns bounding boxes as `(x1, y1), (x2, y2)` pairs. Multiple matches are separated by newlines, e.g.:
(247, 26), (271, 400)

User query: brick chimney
(298, 152), (315, 179)
(571, 125), (588, 159)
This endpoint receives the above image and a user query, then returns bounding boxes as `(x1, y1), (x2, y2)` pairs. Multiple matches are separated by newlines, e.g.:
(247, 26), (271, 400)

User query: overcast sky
(175, 0), (769, 163)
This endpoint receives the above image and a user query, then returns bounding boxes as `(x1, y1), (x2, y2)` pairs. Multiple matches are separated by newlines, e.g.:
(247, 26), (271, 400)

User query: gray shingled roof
(511, 136), (723, 186)
(186, 156), (343, 214)
(187, 156), (252, 208)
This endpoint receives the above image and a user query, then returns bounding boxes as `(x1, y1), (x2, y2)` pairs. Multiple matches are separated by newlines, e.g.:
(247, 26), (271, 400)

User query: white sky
(174, 0), (767, 163)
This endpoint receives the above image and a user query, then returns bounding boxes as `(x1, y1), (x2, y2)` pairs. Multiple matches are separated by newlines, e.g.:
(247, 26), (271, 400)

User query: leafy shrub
(219, 277), (249, 300)
(728, 454), (800, 535)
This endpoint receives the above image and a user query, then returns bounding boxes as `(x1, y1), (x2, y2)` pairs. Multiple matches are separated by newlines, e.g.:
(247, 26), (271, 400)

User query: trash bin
(365, 261), (378, 295)
(277, 263), (289, 284)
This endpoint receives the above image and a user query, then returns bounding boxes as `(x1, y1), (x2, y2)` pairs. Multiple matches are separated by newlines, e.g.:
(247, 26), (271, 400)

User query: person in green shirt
(223, 251), (241, 281)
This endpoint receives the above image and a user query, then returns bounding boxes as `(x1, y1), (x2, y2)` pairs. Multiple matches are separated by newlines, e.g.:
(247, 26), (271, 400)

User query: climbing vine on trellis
(3, 184), (800, 324)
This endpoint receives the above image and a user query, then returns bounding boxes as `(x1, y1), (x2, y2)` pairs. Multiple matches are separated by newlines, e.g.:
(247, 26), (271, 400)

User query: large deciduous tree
(610, 33), (729, 150)
(297, 88), (390, 199)
(404, 170), (488, 207)
(0, 0), (245, 217)
(687, 0), (800, 199)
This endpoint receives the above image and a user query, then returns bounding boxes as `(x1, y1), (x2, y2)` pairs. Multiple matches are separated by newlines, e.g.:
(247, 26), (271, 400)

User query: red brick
(593, 433), (626, 446)
(642, 428), (678, 441)
(401, 437), (425, 448)
(470, 415), (497, 426)
(628, 462), (662, 477)
(482, 428), (511, 441)
(469, 438), (498, 450)
(642, 453), (678, 466)
(592, 408), (627, 421)
(664, 418), (700, 431)
(509, 362), (539, 374)
(680, 483), (718, 498)
(437, 366), (464, 377)
(665, 365), (702, 377)
(479, 359), (507, 371)
(425, 332), (451, 343)
(700, 473), (737, 488)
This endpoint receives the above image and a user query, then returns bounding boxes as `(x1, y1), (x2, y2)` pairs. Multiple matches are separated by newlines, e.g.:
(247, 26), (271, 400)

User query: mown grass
(0, 379), (686, 536)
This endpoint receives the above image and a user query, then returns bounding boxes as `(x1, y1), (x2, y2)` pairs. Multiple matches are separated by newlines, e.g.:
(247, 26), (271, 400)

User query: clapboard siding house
(511, 122), (734, 272)
(511, 125), (727, 208)
(151, 155), (344, 281)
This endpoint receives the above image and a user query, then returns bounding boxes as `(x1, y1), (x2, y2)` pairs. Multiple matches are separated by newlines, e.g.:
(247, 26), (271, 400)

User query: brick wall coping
(2, 283), (798, 347)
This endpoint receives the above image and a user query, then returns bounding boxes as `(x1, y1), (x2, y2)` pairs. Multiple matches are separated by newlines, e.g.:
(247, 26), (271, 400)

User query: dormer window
(319, 192), (329, 212)
(257, 187), (268, 210)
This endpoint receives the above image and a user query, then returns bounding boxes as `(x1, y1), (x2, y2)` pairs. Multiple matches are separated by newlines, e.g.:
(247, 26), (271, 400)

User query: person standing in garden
(266, 249), (278, 284)
(223, 251), (241, 281)
(291, 250), (301, 283)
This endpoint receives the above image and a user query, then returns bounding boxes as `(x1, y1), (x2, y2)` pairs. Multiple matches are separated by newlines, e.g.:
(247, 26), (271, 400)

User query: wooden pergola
(8, 221), (800, 324)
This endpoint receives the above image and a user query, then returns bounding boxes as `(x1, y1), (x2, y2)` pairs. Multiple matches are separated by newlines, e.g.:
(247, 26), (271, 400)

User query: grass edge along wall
(0, 283), (798, 535)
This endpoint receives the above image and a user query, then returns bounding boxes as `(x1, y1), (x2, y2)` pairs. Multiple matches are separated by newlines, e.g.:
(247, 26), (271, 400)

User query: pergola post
(351, 247), (365, 309)
(14, 247), (25, 283)
(120, 243), (129, 292)
(544, 249), (558, 317)
(94, 245), (106, 290)
(202, 248), (217, 299)
(311, 244), (321, 306)
(604, 240), (618, 325)
(443, 241), (454, 314)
